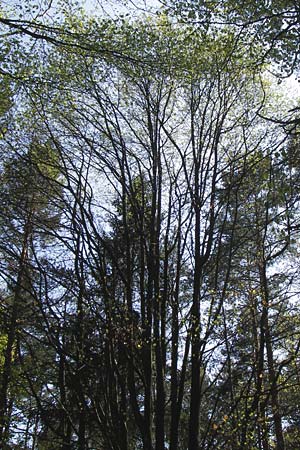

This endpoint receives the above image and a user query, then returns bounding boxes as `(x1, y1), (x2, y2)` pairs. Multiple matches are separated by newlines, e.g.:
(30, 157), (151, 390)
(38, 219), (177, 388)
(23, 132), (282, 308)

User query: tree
(0, 136), (62, 446)
(0, 2), (299, 449)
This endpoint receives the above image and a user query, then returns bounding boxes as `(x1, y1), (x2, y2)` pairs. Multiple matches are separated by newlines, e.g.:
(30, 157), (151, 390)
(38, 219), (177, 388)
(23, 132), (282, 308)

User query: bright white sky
(284, 76), (300, 103)
(82, 0), (162, 18)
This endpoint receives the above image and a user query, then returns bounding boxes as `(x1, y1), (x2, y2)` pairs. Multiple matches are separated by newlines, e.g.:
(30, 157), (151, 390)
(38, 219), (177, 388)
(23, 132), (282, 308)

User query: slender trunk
(59, 351), (72, 450)
(31, 411), (40, 450)
(74, 228), (86, 450)
(154, 137), (165, 450)
(260, 264), (285, 450)
(222, 306), (240, 450)
(188, 206), (202, 450)
(169, 223), (182, 450)
(188, 89), (201, 450)
(0, 216), (32, 444)
(250, 290), (269, 450)
(240, 301), (266, 448)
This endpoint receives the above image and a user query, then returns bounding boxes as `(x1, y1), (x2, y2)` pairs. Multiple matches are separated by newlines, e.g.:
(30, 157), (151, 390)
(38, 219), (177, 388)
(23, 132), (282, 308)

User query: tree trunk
(260, 263), (285, 450)
(0, 216), (32, 444)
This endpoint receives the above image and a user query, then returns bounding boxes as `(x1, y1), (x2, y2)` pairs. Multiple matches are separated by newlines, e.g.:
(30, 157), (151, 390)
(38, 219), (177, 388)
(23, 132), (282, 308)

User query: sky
(82, 0), (162, 19)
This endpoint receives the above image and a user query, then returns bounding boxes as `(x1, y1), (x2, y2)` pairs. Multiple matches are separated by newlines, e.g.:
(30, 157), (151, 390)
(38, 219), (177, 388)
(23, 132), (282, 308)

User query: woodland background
(0, 1), (300, 449)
